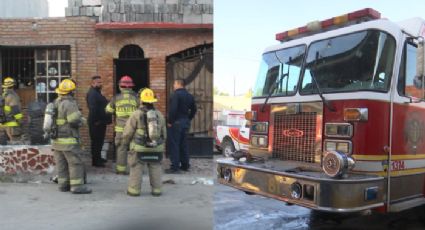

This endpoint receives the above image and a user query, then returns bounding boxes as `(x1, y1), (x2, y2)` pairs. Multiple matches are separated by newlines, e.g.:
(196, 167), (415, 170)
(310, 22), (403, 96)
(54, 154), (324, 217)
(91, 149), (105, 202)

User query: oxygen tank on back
(43, 102), (58, 139)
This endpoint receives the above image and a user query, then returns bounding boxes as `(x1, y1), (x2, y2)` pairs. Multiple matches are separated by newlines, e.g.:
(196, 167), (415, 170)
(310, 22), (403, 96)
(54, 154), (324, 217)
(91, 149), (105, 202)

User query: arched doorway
(114, 44), (149, 94)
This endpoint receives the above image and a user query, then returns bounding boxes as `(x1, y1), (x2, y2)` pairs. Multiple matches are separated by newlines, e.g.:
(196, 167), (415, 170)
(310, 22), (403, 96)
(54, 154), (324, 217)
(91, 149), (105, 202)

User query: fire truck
(216, 8), (425, 213)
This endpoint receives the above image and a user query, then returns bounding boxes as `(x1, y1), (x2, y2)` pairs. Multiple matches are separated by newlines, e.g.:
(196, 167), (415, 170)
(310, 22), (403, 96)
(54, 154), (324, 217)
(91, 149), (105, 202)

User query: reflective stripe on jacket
(51, 95), (83, 151)
(0, 89), (22, 127)
(105, 89), (139, 133)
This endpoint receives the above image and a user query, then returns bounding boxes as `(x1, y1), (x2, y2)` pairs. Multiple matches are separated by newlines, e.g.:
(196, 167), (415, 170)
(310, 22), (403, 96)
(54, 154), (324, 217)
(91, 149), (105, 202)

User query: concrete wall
(0, 0), (48, 18)
(66, 0), (213, 23)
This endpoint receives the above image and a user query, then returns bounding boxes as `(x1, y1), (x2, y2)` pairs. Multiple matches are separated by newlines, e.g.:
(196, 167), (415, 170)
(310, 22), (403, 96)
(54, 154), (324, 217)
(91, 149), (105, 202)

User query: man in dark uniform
(166, 79), (197, 174)
(86, 76), (110, 167)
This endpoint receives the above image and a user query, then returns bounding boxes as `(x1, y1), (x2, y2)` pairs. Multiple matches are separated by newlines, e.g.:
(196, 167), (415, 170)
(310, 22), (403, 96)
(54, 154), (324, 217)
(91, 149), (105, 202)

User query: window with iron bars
(35, 48), (71, 103)
(1, 46), (71, 105)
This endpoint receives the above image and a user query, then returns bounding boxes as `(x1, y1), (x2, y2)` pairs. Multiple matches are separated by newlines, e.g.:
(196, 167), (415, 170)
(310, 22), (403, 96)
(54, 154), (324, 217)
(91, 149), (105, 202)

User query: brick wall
(0, 17), (98, 148)
(0, 17), (212, 150)
(96, 29), (213, 140)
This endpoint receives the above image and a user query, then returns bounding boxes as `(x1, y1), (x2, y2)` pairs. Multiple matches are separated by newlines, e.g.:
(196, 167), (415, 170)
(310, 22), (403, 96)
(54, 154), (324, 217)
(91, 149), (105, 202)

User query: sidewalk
(0, 157), (215, 230)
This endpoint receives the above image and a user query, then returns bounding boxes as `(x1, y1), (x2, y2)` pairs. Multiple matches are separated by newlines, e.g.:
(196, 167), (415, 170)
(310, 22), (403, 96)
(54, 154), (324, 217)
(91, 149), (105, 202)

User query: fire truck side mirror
(414, 37), (425, 92)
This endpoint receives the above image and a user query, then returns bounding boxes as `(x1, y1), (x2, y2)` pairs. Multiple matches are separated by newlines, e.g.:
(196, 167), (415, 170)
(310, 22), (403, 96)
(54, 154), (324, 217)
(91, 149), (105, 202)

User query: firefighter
(0, 77), (23, 145)
(105, 76), (139, 174)
(51, 79), (91, 194)
(122, 88), (166, 197)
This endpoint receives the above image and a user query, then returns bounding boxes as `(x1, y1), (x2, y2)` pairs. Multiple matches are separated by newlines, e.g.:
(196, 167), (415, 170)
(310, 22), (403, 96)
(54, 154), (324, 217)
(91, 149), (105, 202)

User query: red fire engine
(217, 8), (425, 212)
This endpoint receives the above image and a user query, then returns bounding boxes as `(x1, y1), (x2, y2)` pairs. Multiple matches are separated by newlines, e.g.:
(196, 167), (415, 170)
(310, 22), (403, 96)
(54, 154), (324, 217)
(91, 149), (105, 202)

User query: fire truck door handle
(240, 131), (246, 133)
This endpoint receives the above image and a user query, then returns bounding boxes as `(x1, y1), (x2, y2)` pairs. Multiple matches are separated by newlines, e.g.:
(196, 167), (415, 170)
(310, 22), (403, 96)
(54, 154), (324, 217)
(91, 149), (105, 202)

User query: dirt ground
(0, 156), (215, 230)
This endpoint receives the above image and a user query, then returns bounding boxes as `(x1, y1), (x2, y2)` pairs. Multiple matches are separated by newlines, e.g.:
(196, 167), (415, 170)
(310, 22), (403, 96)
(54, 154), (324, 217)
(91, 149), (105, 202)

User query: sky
(47, 0), (67, 17)
(214, 0), (425, 96)
(46, 0), (425, 95)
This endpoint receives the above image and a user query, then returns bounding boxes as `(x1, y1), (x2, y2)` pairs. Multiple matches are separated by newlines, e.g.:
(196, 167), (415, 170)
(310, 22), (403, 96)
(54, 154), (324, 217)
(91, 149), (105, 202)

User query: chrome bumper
(217, 158), (385, 212)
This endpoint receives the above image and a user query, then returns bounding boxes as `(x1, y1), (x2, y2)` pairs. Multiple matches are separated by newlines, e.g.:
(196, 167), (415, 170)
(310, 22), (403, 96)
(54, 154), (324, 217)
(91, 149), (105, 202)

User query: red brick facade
(0, 16), (212, 148)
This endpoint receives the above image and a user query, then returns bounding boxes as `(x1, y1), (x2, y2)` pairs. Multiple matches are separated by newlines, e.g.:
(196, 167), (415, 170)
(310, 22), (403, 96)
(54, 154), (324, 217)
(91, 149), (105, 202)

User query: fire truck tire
(221, 138), (235, 157)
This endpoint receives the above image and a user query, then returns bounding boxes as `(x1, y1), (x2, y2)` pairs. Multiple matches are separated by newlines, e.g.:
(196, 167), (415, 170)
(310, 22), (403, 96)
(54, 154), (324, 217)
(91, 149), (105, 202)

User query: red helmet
(119, 75), (134, 88)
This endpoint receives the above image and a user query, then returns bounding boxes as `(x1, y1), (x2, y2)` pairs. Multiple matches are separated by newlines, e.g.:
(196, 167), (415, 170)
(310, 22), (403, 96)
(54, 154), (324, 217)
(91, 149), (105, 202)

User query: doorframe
(113, 57), (150, 95)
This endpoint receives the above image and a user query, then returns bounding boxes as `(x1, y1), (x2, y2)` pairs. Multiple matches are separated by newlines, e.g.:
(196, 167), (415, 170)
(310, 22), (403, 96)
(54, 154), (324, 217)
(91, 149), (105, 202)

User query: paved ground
(213, 184), (425, 230)
(0, 157), (215, 230)
(4, 153), (425, 230)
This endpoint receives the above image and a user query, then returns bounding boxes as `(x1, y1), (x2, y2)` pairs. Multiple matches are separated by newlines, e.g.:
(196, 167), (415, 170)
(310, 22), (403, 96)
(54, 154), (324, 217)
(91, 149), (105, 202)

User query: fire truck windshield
(301, 30), (396, 94)
(253, 30), (396, 98)
(253, 45), (306, 97)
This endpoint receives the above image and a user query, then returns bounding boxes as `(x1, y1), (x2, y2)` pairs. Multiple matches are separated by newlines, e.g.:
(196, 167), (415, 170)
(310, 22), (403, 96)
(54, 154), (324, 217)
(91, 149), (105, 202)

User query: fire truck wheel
(221, 138), (235, 157)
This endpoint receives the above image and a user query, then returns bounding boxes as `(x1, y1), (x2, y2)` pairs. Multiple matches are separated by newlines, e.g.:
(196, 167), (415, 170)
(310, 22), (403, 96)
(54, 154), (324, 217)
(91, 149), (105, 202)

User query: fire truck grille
(273, 112), (317, 163)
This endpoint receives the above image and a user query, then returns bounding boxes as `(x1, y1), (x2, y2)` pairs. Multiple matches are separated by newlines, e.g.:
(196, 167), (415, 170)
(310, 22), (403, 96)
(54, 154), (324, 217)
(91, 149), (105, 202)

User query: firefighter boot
(59, 184), (70, 192)
(127, 190), (141, 197)
(151, 188), (161, 197)
(71, 186), (92, 194)
(149, 162), (162, 197)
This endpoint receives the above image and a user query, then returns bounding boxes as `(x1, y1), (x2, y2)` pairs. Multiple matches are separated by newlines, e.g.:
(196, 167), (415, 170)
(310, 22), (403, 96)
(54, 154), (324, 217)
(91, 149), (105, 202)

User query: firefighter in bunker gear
(122, 88), (166, 196)
(51, 79), (91, 194)
(0, 77), (23, 145)
(105, 76), (139, 174)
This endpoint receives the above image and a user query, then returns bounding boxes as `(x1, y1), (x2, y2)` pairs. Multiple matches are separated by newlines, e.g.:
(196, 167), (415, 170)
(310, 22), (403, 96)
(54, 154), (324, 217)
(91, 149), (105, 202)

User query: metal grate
(1, 47), (35, 87)
(273, 112), (317, 163)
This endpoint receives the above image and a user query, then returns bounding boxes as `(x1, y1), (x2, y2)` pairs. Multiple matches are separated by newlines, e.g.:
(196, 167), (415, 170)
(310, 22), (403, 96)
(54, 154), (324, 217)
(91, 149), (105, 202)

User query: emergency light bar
(275, 8), (381, 42)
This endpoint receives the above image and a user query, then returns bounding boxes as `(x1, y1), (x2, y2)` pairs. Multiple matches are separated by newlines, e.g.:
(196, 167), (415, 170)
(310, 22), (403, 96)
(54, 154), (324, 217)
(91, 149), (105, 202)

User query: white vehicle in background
(214, 110), (250, 156)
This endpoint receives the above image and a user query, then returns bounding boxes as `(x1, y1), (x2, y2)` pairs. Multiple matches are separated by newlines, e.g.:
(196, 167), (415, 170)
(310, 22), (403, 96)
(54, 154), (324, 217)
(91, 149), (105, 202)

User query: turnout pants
(0, 126), (22, 145)
(127, 151), (162, 196)
(115, 132), (128, 173)
(54, 149), (85, 189)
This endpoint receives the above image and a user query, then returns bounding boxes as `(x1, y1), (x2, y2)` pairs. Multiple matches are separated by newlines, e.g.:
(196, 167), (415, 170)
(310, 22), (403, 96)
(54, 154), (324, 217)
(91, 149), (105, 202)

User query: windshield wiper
(310, 52), (336, 112)
(261, 55), (291, 112)
(260, 73), (289, 112)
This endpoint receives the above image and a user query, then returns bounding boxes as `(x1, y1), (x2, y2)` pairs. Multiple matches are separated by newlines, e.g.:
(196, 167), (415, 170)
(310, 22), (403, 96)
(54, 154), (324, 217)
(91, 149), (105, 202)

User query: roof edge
(95, 22), (213, 30)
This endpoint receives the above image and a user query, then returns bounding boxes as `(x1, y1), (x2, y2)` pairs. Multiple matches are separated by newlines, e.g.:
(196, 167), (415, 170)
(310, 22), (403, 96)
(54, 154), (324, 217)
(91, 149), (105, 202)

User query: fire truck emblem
(405, 119), (423, 144)
(283, 128), (304, 137)
(405, 119), (423, 153)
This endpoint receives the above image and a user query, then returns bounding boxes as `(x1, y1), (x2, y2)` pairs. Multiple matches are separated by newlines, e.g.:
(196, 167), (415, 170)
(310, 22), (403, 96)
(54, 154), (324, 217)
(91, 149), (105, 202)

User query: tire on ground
(221, 137), (235, 157)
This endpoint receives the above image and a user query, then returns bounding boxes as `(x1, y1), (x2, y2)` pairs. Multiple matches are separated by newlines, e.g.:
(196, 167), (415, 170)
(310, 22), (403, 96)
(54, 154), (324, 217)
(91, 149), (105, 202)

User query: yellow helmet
(2, 77), (15, 88)
(140, 88), (157, 103)
(56, 79), (76, 95)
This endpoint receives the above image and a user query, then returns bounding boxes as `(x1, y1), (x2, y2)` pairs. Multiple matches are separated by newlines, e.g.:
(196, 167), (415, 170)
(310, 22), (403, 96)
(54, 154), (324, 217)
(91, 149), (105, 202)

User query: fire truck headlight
(251, 122), (269, 134)
(322, 151), (355, 178)
(325, 123), (353, 138)
(258, 137), (267, 146)
(324, 140), (352, 154)
(251, 135), (268, 148)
